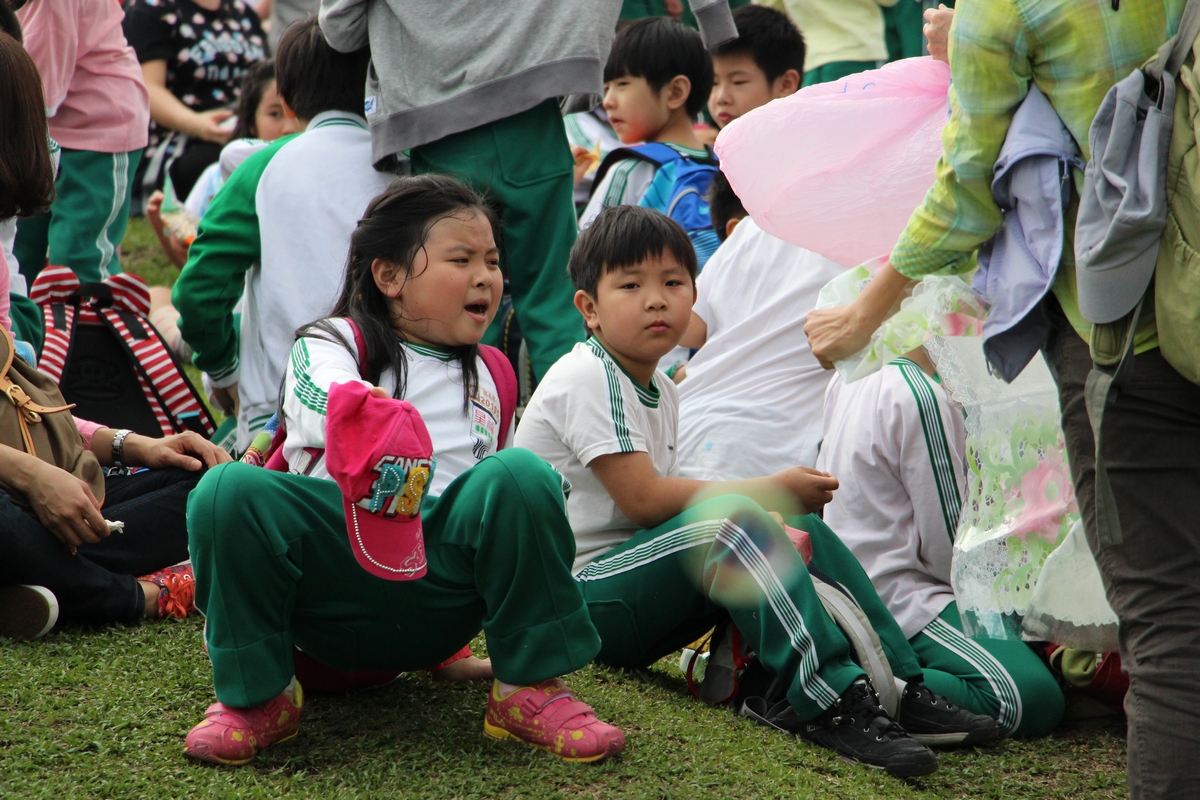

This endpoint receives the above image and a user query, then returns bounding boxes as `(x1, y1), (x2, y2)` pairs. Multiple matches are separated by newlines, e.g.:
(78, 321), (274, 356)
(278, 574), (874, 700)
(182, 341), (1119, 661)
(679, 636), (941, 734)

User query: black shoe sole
(838, 754), (939, 778)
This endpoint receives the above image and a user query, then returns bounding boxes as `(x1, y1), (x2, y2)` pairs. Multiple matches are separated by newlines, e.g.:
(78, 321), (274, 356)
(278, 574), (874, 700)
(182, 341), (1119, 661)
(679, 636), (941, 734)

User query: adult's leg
(1042, 297), (1097, 541)
(795, 514), (924, 682)
(0, 489), (142, 624)
(13, 212), (50, 289)
(409, 100), (583, 379)
(189, 451), (599, 708)
(576, 494), (865, 721)
(1095, 348), (1200, 798)
(909, 602), (1063, 738)
(45, 149), (141, 282)
(168, 140), (221, 202)
(77, 467), (199, 577)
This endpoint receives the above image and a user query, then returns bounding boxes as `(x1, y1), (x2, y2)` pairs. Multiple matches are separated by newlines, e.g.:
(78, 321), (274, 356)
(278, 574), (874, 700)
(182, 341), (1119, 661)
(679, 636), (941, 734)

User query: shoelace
(158, 573), (196, 619)
(839, 683), (909, 741)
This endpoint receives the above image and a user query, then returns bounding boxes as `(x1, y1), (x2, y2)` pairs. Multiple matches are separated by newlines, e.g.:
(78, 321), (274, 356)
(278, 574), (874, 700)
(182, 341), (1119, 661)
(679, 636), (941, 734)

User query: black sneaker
(802, 678), (937, 777)
(896, 681), (999, 747)
(0, 585), (58, 640)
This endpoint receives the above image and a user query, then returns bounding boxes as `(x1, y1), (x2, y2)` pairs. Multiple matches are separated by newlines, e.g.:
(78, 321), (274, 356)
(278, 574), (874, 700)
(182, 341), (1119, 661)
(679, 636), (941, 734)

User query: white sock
(496, 680), (520, 695)
(282, 676), (298, 704)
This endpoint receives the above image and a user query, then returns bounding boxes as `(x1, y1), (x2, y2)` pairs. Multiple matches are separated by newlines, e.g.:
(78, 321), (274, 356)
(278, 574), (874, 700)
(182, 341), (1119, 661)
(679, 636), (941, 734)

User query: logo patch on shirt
(364, 95), (378, 116)
(470, 388), (501, 459)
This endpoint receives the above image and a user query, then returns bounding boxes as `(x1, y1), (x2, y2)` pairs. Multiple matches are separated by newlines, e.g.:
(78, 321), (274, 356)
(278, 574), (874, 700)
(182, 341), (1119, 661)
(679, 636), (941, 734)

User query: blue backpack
(591, 142), (722, 268)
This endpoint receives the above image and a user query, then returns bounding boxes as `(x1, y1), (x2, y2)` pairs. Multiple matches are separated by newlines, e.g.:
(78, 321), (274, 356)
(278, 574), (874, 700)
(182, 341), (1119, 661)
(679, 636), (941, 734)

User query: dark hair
(230, 60), (277, 140)
(274, 17), (369, 121)
(0, 34), (55, 220)
(0, 1), (21, 41)
(297, 175), (500, 411)
(708, 170), (746, 243)
(712, 5), (805, 84)
(603, 17), (713, 117)
(568, 206), (697, 299)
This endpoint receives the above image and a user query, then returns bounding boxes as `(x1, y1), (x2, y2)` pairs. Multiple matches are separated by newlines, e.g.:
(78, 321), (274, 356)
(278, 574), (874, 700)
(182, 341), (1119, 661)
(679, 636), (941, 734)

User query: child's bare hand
(772, 466), (838, 513)
(571, 144), (599, 186)
(146, 190), (191, 268)
(923, 4), (954, 64)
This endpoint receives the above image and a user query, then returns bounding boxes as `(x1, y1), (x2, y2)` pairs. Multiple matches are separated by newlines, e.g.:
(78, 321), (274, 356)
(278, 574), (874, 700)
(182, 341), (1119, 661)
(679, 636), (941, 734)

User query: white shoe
(0, 585), (59, 640)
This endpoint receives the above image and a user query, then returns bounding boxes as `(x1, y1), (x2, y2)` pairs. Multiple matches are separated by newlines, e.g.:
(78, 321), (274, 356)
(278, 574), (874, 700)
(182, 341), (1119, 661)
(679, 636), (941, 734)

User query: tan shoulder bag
(0, 325), (104, 507)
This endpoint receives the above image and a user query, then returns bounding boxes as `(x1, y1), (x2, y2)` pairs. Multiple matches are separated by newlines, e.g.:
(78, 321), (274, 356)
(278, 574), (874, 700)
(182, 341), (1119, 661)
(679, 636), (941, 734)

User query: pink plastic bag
(715, 57), (951, 269)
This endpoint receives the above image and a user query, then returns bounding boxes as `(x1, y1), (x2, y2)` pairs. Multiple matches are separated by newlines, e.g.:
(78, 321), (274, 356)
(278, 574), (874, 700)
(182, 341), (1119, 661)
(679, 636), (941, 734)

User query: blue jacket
(974, 84), (1085, 382)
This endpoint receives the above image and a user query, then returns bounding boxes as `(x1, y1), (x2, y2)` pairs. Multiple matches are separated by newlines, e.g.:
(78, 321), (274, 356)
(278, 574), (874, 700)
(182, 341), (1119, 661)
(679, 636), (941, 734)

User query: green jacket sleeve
(172, 135), (296, 384)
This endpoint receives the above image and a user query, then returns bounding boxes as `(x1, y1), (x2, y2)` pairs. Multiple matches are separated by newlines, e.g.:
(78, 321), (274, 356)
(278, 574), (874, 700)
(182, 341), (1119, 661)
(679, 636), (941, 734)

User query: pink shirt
(17, 0), (150, 153)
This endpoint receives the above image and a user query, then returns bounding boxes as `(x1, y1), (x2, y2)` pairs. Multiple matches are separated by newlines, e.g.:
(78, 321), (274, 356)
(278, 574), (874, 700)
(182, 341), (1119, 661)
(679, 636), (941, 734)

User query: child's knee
(187, 462), (263, 551)
(1011, 661), (1066, 738)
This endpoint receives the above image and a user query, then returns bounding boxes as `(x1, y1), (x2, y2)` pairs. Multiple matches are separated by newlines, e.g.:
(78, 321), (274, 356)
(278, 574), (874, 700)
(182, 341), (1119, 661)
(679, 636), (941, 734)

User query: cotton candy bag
(715, 57), (951, 269)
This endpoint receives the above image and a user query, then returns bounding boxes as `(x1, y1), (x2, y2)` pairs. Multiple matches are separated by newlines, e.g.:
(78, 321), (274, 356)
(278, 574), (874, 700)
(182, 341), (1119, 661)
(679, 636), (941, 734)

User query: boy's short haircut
(569, 206), (698, 297)
(602, 17), (713, 117)
(712, 5), (805, 84)
(708, 170), (747, 243)
(274, 17), (370, 122)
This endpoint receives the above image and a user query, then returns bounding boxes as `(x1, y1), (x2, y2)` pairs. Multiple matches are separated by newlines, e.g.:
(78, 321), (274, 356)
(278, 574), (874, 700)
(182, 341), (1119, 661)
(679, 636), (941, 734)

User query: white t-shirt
(281, 318), (505, 497)
(818, 359), (964, 638)
(677, 219), (844, 480)
(515, 339), (680, 573)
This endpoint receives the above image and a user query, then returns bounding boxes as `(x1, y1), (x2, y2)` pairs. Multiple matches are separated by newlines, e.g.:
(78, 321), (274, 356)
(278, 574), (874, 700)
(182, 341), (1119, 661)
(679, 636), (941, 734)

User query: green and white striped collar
(587, 338), (659, 408)
(404, 341), (457, 363)
(307, 110), (369, 132)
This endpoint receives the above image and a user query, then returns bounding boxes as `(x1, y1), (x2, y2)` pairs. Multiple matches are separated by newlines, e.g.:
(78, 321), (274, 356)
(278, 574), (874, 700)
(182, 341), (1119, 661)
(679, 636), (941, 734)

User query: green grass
(0, 618), (1128, 800)
(0, 219), (1130, 798)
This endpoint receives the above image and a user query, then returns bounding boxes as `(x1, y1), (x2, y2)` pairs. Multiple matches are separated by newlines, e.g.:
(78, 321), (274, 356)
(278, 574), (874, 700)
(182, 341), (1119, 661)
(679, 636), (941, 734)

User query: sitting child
(675, 173), (843, 479)
(820, 347), (1066, 738)
(183, 175), (624, 767)
(707, 4), (804, 131)
(515, 206), (997, 777)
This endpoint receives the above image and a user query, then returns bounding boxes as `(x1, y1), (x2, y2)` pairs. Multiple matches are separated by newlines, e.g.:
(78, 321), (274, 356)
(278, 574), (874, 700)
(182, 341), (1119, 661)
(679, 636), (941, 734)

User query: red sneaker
(138, 562), (196, 619)
(184, 683), (304, 765)
(483, 679), (625, 763)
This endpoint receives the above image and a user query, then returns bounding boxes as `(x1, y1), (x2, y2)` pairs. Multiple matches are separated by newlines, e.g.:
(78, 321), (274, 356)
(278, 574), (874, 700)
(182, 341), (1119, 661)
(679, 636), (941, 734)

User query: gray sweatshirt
(318, 0), (735, 166)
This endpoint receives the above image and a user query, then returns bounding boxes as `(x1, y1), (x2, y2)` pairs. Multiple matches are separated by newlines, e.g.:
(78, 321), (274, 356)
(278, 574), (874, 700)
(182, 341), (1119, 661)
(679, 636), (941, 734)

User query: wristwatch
(111, 429), (133, 469)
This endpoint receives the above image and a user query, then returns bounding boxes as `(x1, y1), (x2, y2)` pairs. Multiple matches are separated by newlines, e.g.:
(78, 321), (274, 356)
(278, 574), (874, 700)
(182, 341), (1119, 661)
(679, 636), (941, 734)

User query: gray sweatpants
(1044, 299), (1200, 800)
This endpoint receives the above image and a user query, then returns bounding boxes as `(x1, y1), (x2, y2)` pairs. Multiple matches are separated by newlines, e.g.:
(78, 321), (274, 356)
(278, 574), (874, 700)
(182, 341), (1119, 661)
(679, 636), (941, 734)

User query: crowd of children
(0, 0), (1159, 790)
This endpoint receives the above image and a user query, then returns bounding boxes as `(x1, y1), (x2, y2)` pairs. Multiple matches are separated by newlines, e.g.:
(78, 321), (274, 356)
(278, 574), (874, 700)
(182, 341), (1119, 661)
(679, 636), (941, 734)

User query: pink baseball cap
(325, 381), (434, 581)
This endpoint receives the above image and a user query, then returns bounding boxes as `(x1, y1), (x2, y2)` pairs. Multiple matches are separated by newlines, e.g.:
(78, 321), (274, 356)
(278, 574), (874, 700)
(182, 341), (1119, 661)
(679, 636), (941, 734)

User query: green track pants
(910, 602), (1065, 738)
(574, 495), (924, 721)
(187, 450), (601, 708)
(409, 100), (584, 380)
(14, 148), (140, 285)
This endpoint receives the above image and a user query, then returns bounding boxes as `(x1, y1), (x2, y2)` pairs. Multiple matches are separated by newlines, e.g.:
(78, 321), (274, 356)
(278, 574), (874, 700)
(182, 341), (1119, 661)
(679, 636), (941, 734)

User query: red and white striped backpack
(30, 267), (216, 439)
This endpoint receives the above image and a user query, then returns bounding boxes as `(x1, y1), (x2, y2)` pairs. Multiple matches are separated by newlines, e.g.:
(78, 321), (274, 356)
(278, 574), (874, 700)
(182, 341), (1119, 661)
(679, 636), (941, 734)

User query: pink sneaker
(483, 679), (625, 763)
(184, 683), (304, 765)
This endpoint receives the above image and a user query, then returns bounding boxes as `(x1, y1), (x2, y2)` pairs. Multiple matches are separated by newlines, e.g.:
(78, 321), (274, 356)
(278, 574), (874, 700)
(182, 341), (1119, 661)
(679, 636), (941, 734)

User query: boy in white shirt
(676, 173), (843, 479)
(821, 348), (1065, 738)
(517, 206), (996, 776)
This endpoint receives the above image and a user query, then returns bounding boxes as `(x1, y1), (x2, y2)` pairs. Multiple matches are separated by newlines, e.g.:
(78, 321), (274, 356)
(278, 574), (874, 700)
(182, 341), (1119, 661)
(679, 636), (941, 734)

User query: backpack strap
(263, 317), (370, 471)
(590, 143), (719, 202)
(478, 344), (517, 448)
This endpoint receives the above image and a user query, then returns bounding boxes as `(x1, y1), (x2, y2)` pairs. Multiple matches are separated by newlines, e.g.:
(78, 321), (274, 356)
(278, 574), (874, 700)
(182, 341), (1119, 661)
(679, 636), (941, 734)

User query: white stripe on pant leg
(577, 517), (841, 709)
(923, 618), (1022, 735)
(95, 152), (128, 279)
(717, 522), (841, 708)
(574, 521), (724, 581)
